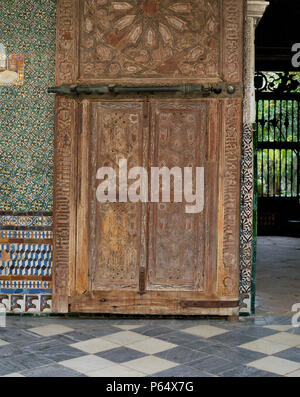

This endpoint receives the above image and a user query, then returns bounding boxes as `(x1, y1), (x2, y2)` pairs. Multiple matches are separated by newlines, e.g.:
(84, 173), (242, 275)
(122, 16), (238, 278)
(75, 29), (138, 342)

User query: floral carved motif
(79, 0), (221, 81)
(240, 122), (254, 295)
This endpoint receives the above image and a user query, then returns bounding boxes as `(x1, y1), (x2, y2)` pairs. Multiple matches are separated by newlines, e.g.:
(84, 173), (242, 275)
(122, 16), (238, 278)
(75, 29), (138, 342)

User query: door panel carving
(148, 102), (208, 291)
(89, 102), (147, 290)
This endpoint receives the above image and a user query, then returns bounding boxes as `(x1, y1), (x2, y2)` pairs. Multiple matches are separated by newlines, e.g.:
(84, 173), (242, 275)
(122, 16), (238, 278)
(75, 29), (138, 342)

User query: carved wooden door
(53, 0), (244, 315)
(70, 99), (220, 313)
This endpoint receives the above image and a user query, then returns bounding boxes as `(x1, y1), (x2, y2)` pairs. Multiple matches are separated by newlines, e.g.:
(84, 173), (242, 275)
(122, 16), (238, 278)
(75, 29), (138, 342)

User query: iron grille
(255, 72), (300, 199)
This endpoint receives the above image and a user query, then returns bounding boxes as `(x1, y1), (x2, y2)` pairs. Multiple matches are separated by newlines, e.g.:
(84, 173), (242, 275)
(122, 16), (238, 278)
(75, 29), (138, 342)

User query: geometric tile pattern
(0, 214), (53, 228)
(239, 123), (255, 315)
(0, 294), (52, 314)
(0, 243), (52, 276)
(0, 230), (53, 240)
(0, 316), (299, 377)
(0, 0), (55, 309)
(0, 235), (53, 313)
(0, 0), (56, 212)
(0, 279), (51, 291)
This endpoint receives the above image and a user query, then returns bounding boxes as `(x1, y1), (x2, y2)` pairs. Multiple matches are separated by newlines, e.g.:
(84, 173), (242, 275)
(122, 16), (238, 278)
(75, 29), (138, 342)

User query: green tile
(0, 0), (56, 212)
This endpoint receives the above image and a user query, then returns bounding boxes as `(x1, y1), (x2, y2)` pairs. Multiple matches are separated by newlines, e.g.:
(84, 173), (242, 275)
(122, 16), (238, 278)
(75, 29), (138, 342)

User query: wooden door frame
(52, 96), (242, 314)
(70, 98), (219, 314)
(52, 0), (244, 314)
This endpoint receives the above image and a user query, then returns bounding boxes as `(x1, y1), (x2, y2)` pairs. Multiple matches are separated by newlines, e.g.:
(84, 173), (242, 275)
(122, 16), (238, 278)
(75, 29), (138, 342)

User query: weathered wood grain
(56, 0), (244, 86)
(53, 0), (244, 314)
(53, 96), (77, 313)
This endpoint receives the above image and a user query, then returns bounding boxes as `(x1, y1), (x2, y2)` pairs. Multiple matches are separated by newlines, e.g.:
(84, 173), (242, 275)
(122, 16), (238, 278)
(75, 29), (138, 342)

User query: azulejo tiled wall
(0, 0), (56, 313)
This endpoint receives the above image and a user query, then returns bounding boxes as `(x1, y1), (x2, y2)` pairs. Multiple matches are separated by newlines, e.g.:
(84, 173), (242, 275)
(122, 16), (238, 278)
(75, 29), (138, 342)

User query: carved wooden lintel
(56, 0), (244, 86)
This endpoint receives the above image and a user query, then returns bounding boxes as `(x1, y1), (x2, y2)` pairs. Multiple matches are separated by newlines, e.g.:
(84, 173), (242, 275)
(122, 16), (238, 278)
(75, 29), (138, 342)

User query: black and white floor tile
(0, 316), (300, 377)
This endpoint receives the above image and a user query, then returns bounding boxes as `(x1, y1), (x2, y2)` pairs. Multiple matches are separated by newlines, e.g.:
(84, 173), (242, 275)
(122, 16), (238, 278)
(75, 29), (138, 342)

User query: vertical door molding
(56, 0), (79, 86)
(53, 0), (80, 312)
(218, 98), (242, 299)
(53, 96), (78, 312)
(75, 100), (90, 294)
(222, 0), (244, 83)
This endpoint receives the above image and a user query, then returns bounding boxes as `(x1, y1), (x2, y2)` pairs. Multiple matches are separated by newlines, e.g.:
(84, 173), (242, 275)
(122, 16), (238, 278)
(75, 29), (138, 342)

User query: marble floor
(1, 314), (300, 377)
(0, 236), (299, 378)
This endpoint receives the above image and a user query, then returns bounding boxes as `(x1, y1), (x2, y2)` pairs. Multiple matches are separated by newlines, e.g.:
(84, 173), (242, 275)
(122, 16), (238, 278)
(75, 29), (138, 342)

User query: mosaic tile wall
(0, 0), (56, 312)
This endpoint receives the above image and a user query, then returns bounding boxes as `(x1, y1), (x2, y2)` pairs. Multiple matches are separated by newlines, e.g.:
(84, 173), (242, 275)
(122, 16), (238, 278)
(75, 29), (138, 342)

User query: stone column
(240, 1), (269, 314)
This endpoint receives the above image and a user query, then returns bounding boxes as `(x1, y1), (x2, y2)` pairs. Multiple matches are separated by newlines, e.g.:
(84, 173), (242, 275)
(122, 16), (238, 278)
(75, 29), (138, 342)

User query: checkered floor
(1, 315), (300, 377)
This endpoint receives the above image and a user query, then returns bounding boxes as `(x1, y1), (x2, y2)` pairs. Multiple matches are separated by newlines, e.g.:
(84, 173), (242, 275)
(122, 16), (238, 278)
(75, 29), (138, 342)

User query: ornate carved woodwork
(90, 102), (146, 290)
(56, 0), (244, 86)
(53, 0), (244, 315)
(217, 99), (241, 298)
(79, 0), (221, 82)
(53, 96), (77, 312)
(149, 102), (208, 291)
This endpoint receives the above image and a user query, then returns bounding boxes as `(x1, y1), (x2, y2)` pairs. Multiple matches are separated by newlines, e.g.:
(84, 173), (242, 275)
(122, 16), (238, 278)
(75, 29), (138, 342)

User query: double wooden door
(53, 0), (244, 315)
(59, 97), (240, 315)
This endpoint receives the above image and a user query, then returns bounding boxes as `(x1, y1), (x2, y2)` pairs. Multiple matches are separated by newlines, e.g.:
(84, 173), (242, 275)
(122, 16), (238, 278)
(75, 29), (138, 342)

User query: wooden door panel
(89, 102), (147, 290)
(148, 102), (209, 291)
